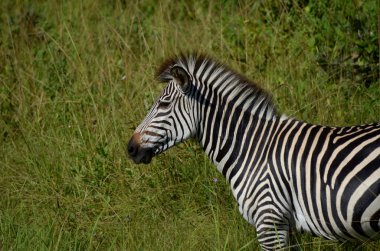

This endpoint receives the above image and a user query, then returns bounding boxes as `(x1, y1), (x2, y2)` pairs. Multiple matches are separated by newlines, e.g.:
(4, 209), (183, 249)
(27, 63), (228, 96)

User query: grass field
(0, 0), (379, 250)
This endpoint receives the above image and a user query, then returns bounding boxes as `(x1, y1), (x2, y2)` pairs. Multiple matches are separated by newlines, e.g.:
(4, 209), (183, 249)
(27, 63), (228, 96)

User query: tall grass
(0, 1), (379, 250)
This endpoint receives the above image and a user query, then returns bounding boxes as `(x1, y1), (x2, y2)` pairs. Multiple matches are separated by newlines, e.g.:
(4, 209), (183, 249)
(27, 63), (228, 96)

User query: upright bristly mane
(156, 53), (277, 119)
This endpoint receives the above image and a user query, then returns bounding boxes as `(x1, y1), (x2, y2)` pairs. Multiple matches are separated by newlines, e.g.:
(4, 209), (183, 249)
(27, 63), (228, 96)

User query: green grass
(0, 0), (379, 250)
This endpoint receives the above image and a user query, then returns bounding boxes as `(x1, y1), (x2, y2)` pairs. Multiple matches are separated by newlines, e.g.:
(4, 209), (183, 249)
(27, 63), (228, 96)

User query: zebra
(127, 54), (380, 250)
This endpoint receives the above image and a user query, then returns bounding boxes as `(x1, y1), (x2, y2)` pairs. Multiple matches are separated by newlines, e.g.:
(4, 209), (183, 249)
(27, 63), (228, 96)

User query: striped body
(127, 54), (380, 250)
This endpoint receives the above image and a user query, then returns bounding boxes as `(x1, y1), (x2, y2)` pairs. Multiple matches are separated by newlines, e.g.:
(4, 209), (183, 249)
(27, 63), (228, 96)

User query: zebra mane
(156, 53), (277, 118)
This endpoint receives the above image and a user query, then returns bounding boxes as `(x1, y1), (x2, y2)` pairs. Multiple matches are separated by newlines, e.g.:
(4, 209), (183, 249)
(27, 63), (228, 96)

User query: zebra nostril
(128, 145), (135, 155)
(127, 138), (138, 157)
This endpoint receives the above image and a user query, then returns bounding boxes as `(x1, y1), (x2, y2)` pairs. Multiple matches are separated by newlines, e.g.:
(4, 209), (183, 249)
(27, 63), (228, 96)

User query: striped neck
(187, 57), (278, 171)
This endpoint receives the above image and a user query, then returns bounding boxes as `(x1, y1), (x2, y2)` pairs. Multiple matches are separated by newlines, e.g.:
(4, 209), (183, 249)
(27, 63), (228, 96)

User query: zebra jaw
(127, 134), (155, 164)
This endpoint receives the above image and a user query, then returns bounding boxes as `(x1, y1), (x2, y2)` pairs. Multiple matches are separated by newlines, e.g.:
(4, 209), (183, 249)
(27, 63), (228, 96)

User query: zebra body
(127, 54), (380, 250)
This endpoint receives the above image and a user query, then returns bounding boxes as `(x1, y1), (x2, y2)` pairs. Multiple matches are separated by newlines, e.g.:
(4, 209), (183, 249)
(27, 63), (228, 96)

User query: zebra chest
(231, 180), (275, 226)
(232, 182), (315, 235)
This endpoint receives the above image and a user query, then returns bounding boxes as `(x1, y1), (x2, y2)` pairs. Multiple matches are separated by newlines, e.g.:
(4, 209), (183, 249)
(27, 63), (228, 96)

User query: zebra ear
(170, 66), (189, 90)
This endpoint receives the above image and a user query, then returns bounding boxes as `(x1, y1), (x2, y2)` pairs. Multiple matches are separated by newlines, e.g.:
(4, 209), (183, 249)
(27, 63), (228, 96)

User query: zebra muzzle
(127, 133), (154, 164)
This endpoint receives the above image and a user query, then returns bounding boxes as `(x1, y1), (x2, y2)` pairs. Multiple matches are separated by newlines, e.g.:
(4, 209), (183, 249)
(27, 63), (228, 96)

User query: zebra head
(128, 62), (196, 164)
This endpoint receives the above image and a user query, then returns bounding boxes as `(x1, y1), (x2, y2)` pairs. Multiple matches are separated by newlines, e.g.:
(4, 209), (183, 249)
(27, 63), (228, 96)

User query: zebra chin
(127, 135), (155, 164)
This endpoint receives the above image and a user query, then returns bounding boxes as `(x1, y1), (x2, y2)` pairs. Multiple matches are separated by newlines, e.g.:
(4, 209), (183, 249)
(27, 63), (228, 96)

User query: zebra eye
(157, 101), (170, 109)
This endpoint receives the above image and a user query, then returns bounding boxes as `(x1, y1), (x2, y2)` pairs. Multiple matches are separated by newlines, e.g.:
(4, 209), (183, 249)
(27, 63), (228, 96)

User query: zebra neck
(193, 68), (279, 177)
(196, 101), (282, 178)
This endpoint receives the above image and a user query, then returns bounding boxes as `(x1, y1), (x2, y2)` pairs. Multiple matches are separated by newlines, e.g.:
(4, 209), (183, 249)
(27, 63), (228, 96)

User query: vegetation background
(0, 0), (379, 250)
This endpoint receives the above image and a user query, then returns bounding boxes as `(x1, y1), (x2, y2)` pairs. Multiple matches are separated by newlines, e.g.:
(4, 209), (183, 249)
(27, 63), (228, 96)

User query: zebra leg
(256, 221), (289, 250)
